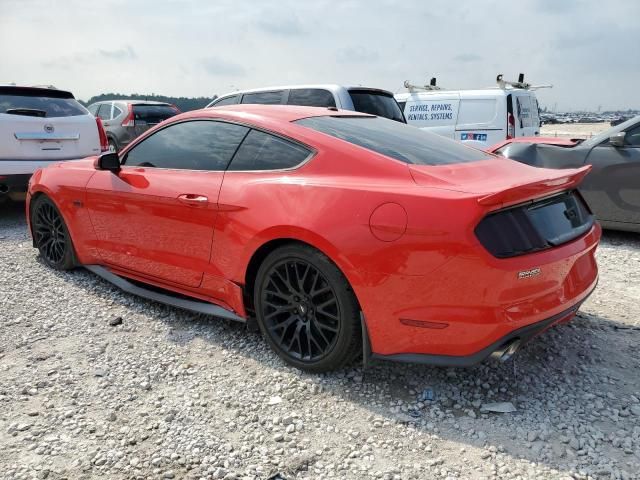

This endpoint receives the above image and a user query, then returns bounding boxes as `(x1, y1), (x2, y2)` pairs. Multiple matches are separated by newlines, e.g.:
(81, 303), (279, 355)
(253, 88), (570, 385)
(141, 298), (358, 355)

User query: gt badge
(518, 267), (541, 279)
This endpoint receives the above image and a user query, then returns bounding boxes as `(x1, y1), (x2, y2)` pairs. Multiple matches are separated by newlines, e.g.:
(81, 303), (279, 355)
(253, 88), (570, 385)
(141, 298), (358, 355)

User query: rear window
(132, 105), (179, 124)
(241, 91), (284, 105)
(348, 90), (405, 123)
(287, 89), (336, 108)
(0, 87), (87, 118)
(295, 116), (492, 165)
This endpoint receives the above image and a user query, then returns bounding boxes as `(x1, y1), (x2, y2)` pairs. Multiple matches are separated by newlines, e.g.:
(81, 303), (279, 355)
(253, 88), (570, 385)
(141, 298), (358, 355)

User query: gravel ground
(1, 200), (639, 480)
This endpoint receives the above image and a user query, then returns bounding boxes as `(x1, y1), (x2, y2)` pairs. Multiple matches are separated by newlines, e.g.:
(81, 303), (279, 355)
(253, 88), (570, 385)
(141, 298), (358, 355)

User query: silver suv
(87, 100), (180, 152)
(207, 85), (406, 123)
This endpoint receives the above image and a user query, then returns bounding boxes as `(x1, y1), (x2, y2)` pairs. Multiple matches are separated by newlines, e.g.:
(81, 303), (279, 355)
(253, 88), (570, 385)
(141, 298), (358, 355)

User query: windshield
(348, 90), (405, 123)
(295, 116), (493, 165)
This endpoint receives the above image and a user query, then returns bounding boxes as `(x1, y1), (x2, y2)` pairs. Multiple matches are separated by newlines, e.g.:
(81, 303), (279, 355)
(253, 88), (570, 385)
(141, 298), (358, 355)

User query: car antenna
(496, 73), (553, 91)
(403, 77), (443, 93)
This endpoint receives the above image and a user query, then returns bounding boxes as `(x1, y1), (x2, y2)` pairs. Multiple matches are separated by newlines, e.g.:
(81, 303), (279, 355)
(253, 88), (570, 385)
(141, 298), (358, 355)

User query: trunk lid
(409, 158), (591, 208)
(0, 113), (101, 160)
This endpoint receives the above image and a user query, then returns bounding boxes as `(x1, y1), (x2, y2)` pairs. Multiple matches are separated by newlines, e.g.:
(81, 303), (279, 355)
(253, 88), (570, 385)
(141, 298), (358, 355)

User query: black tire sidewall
(254, 244), (360, 373)
(31, 195), (76, 270)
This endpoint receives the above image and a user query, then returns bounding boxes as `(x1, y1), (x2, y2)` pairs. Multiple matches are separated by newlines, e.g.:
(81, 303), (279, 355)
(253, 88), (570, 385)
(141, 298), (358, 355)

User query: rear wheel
(31, 195), (76, 270)
(254, 244), (361, 372)
(108, 138), (118, 153)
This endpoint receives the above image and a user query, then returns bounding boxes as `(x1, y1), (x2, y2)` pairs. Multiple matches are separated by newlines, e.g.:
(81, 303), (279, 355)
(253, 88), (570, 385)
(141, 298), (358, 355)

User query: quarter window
(241, 91), (284, 105)
(124, 120), (249, 171)
(212, 95), (239, 107)
(97, 103), (112, 120)
(228, 129), (310, 171)
(287, 89), (336, 108)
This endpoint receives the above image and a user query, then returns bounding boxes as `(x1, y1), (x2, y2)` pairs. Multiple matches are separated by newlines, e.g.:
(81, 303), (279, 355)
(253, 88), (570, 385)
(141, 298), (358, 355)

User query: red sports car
(27, 105), (600, 372)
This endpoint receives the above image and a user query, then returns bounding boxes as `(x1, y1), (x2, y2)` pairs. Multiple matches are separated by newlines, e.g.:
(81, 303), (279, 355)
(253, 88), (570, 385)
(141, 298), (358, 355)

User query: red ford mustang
(26, 105), (600, 372)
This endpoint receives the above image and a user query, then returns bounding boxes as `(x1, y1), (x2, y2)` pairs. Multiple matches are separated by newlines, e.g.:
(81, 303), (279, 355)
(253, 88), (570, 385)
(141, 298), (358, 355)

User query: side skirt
(85, 265), (246, 323)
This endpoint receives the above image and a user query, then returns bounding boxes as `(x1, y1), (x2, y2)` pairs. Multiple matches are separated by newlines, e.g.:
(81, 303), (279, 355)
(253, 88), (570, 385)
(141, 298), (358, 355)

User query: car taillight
(507, 113), (515, 139)
(95, 117), (109, 152)
(121, 104), (134, 127)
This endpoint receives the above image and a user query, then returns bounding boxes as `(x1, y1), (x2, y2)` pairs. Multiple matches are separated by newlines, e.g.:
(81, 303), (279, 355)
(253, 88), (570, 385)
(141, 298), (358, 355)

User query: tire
(30, 195), (76, 270)
(108, 138), (118, 153)
(254, 244), (361, 372)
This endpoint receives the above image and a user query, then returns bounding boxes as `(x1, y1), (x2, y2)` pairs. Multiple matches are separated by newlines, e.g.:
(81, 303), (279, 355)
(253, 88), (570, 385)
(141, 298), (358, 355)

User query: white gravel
(1, 201), (639, 480)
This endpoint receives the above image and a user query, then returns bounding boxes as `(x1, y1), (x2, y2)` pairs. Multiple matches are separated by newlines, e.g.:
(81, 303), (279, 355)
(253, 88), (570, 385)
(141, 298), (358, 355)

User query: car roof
(215, 84), (395, 99)
(174, 104), (371, 124)
(91, 100), (173, 106)
(0, 85), (75, 98)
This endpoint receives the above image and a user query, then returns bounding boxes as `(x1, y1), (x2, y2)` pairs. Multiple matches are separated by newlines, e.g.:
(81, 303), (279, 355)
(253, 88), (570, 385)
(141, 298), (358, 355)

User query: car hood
(409, 158), (591, 208)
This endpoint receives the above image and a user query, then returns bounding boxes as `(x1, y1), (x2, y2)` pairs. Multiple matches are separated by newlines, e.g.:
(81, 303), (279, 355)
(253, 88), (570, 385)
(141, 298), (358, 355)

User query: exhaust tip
(0, 184), (9, 194)
(490, 339), (521, 362)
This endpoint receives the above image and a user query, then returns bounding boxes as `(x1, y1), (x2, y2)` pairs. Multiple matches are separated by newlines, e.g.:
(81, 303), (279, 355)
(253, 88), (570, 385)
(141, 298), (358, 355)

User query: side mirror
(609, 132), (626, 148)
(96, 152), (121, 172)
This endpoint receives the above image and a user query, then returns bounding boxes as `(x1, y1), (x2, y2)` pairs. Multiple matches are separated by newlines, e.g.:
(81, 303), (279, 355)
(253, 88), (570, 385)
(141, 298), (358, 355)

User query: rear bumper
(359, 223), (601, 359)
(0, 173), (31, 194)
(0, 158), (84, 176)
(371, 292), (592, 367)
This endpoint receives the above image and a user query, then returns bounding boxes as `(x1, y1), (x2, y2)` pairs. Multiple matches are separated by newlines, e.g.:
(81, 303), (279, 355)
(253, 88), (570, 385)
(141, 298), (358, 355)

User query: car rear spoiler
(477, 165), (592, 207)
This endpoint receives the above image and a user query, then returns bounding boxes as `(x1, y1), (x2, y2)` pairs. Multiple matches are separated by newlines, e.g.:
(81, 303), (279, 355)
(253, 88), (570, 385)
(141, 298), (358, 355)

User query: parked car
(207, 84), (406, 123)
(611, 116), (630, 127)
(395, 78), (541, 148)
(27, 105), (600, 372)
(0, 85), (107, 202)
(488, 116), (640, 233)
(87, 100), (180, 152)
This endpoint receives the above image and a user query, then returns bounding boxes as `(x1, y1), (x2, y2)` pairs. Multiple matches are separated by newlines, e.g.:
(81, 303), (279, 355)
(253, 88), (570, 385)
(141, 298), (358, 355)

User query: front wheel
(254, 244), (361, 372)
(31, 195), (76, 270)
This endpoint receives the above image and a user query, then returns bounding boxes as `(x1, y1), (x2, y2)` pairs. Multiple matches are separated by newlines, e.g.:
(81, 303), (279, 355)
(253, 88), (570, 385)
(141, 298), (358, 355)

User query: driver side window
(124, 120), (249, 170)
(624, 124), (640, 147)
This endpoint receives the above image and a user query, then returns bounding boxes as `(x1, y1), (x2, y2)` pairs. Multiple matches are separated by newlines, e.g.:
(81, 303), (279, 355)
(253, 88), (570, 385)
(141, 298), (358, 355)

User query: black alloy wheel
(254, 244), (361, 372)
(31, 196), (76, 270)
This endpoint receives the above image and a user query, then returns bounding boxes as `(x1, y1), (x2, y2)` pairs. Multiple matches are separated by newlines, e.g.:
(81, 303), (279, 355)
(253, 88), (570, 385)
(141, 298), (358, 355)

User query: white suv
(207, 85), (406, 123)
(0, 85), (107, 201)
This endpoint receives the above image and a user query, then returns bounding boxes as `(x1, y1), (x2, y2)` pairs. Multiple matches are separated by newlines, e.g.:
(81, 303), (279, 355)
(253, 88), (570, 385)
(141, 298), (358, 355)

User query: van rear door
(512, 92), (540, 137)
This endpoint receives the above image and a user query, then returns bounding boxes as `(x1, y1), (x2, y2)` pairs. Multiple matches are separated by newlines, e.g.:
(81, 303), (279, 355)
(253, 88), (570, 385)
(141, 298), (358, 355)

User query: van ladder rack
(403, 78), (444, 92)
(496, 73), (552, 91)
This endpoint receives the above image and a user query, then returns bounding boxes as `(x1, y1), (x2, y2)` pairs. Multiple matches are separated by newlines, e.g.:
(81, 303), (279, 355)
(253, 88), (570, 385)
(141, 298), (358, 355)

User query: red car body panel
(488, 136), (578, 153)
(27, 106), (600, 361)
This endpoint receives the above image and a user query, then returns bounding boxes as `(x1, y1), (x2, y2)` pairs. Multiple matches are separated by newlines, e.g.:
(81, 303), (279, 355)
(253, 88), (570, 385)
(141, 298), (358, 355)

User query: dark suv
(87, 100), (180, 152)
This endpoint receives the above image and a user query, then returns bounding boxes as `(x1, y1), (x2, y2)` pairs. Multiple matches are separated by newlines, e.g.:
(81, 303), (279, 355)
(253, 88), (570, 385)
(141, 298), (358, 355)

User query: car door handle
(177, 194), (209, 206)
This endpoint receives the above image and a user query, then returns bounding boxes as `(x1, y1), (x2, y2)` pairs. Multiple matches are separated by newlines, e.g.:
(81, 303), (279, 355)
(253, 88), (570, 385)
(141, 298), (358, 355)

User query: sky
(1, 0), (639, 111)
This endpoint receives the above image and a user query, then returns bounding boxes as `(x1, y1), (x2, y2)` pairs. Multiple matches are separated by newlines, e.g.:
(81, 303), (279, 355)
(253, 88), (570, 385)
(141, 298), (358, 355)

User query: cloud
(336, 46), (379, 64)
(98, 46), (137, 61)
(256, 13), (304, 36)
(201, 57), (246, 77)
(42, 46), (137, 69)
(453, 53), (482, 63)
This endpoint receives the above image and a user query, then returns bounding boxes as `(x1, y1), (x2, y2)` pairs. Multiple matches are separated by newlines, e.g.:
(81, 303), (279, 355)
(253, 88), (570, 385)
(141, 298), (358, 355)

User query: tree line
(79, 93), (218, 112)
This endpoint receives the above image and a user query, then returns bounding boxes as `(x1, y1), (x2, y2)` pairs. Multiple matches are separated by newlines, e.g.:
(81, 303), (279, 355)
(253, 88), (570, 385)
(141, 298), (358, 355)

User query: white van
(395, 76), (543, 148)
